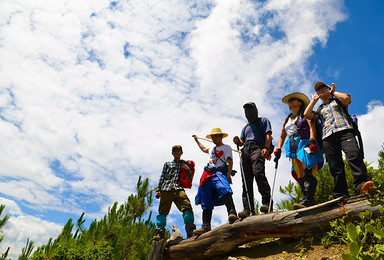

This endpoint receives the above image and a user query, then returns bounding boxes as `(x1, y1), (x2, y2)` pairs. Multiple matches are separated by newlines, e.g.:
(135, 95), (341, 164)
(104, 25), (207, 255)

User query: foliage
(321, 144), (384, 259)
(276, 142), (381, 211)
(32, 176), (156, 260)
(19, 238), (34, 260)
(276, 180), (301, 211)
(0, 205), (10, 260)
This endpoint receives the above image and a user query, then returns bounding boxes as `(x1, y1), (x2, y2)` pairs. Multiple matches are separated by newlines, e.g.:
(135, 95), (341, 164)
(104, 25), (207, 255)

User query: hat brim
(282, 92), (310, 108)
(314, 81), (330, 91)
(206, 133), (229, 139)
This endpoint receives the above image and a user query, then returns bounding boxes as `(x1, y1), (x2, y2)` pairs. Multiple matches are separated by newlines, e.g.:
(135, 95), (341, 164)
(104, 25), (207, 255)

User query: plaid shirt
(156, 159), (192, 191)
(317, 97), (353, 139)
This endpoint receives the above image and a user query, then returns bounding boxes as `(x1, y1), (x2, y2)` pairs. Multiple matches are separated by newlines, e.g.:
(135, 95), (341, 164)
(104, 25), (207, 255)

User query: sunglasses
(317, 85), (330, 93)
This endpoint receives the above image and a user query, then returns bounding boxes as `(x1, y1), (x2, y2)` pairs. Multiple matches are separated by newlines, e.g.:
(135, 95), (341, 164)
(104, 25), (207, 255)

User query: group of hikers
(153, 81), (375, 240)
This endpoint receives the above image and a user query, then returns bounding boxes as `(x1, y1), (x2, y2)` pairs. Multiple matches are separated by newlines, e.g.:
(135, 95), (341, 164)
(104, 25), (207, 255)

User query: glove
(273, 148), (281, 161)
(309, 139), (318, 153)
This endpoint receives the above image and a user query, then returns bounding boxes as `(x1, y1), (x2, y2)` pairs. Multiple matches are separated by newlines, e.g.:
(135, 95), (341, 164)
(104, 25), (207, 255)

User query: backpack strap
(241, 117), (266, 143)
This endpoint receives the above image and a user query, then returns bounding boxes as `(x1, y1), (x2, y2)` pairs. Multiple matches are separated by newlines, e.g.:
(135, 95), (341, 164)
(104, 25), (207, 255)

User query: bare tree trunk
(164, 195), (382, 260)
(148, 238), (165, 260)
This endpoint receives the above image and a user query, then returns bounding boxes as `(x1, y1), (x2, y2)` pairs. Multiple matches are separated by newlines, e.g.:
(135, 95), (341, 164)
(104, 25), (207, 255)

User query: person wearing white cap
(274, 92), (324, 209)
(304, 82), (374, 199)
(192, 128), (238, 236)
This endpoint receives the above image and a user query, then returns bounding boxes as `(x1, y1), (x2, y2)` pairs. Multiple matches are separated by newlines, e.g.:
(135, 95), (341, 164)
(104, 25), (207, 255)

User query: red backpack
(179, 160), (195, 189)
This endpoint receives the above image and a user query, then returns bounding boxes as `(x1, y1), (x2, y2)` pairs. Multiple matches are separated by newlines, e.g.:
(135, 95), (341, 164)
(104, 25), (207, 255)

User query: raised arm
(192, 135), (209, 153)
(304, 93), (320, 120)
(330, 83), (351, 106)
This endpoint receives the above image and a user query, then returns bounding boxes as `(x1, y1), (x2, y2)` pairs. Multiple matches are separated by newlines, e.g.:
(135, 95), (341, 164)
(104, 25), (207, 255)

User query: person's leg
(239, 152), (255, 216)
(154, 190), (174, 239)
(323, 134), (349, 198)
(174, 189), (196, 238)
(193, 179), (214, 236)
(251, 147), (272, 212)
(221, 193), (238, 222)
(302, 168), (317, 206)
(193, 209), (212, 236)
(340, 131), (369, 193)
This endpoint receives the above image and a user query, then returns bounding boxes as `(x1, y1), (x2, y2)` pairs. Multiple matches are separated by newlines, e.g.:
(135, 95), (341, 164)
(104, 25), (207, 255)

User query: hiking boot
(260, 204), (272, 213)
(359, 181), (375, 195)
(238, 210), (250, 219)
(153, 227), (165, 240)
(228, 213), (238, 222)
(293, 203), (306, 210)
(193, 226), (211, 236)
(185, 224), (196, 238)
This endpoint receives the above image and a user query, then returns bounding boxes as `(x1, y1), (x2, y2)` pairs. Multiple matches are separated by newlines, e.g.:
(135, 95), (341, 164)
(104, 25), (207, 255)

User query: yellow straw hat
(282, 92), (310, 108)
(206, 128), (228, 139)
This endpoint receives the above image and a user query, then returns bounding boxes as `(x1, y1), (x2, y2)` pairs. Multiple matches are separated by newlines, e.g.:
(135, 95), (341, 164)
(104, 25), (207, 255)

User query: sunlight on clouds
(358, 104), (384, 168)
(0, 198), (62, 259)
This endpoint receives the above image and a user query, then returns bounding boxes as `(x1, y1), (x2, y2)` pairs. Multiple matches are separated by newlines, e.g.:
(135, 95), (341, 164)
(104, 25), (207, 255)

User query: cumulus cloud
(0, 198), (62, 259)
(2, 0), (382, 254)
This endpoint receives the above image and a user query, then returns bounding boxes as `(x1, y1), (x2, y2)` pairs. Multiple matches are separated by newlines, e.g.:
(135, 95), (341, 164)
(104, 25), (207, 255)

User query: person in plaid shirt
(153, 145), (196, 240)
(304, 82), (374, 199)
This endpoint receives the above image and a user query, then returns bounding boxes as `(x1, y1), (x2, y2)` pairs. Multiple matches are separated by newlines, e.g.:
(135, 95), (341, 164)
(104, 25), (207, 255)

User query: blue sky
(0, 0), (384, 257)
(310, 0), (384, 114)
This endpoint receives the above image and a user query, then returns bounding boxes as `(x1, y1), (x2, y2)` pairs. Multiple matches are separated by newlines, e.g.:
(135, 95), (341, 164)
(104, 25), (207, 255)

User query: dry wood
(148, 238), (165, 260)
(164, 195), (382, 260)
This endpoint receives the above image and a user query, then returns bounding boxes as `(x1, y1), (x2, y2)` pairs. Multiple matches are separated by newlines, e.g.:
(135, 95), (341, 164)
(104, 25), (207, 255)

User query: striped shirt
(156, 160), (191, 191)
(317, 98), (353, 139)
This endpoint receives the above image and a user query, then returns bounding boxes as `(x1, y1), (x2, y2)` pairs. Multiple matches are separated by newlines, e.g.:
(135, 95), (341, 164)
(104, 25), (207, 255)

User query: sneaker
(293, 203), (306, 210)
(193, 226), (211, 236)
(359, 181), (375, 195)
(238, 210), (250, 219)
(228, 213), (238, 222)
(260, 204), (272, 213)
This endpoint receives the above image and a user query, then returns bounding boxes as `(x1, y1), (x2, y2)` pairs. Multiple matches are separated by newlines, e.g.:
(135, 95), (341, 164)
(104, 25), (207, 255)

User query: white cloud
(358, 104), (384, 167)
(0, 198), (62, 259)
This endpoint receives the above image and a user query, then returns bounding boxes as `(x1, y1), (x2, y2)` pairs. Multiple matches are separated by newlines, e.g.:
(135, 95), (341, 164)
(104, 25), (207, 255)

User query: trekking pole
(268, 158), (279, 213)
(196, 136), (241, 153)
(237, 144), (253, 215)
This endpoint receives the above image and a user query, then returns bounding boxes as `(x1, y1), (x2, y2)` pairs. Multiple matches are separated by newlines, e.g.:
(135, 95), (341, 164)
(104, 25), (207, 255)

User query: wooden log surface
(148, 238), (165, 260)
(164, 195), (382, 260)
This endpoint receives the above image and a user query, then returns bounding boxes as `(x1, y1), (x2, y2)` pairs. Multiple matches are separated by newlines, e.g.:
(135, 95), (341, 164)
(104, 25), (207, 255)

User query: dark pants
(241, 142), (271, 212)
(323, 130), (368, 198)
(298, 168), (317, 206)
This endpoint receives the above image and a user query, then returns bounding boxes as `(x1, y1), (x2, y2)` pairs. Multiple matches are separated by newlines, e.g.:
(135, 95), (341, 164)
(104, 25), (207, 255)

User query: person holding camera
(154, 145), (196, 240)
(233, 102), (273, 217)
(304, 82), (373, 199)
(192, 128), (238, 236)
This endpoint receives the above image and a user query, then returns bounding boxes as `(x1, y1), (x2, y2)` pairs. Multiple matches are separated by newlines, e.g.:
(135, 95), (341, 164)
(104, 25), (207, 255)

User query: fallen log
(164, 195), (382, 260)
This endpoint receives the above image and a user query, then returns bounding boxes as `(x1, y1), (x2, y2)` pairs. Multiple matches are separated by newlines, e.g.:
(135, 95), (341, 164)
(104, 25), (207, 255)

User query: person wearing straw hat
(304, 82), (373, 199)
(153, 145), (196, 240)
(233, 102), (273, 217)
(274, 92), (324, 209)
(192, 128), (238, 236)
